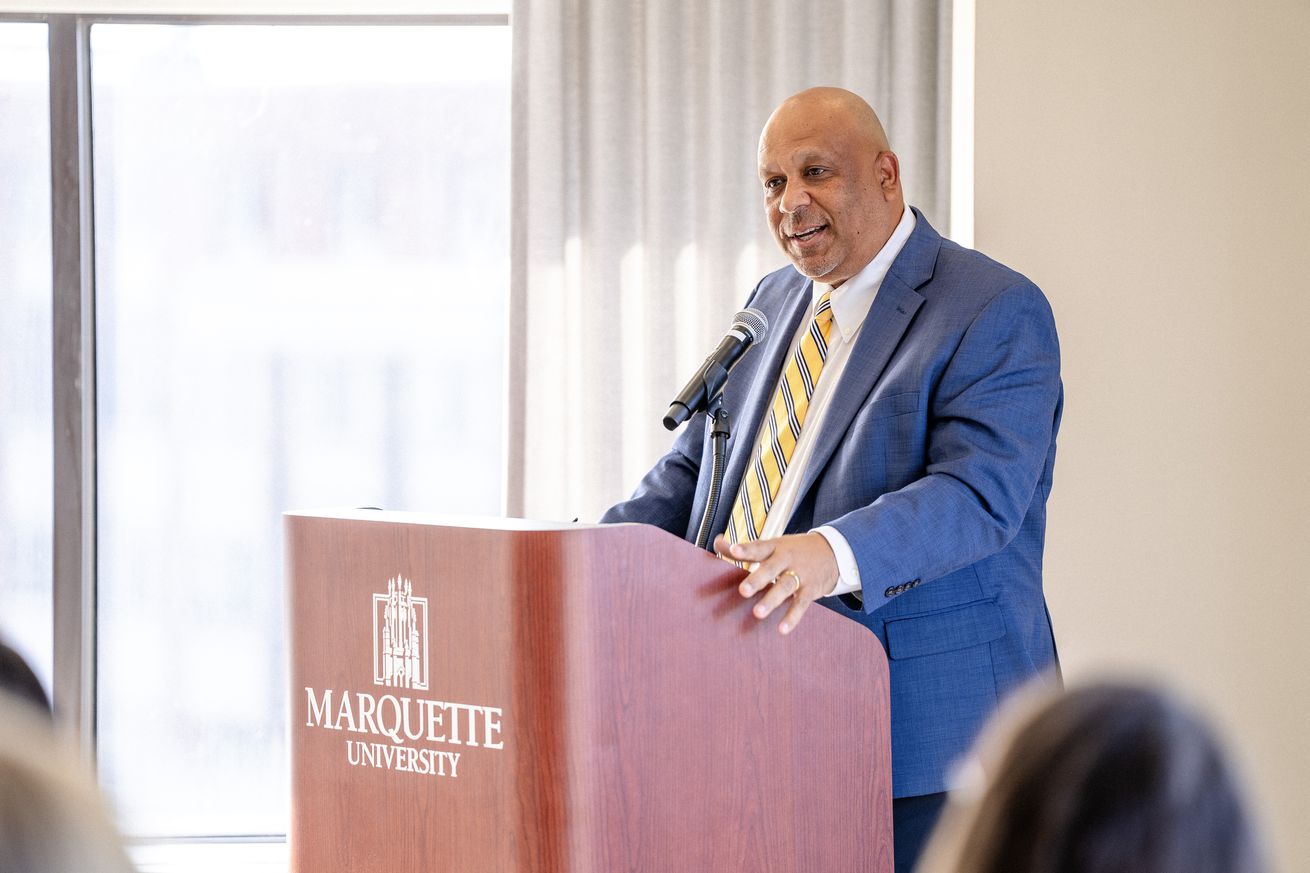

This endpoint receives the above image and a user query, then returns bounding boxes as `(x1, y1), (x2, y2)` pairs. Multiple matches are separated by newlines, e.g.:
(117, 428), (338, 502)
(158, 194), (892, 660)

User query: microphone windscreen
(732, 308), (768, 343)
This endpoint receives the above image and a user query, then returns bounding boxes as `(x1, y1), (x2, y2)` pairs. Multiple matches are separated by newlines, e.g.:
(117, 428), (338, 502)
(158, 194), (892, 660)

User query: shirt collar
(812, 204), (917, 342)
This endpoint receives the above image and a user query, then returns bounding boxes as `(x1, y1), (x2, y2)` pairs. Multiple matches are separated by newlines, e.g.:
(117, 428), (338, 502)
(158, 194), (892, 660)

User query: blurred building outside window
(87, 21), (510, 841)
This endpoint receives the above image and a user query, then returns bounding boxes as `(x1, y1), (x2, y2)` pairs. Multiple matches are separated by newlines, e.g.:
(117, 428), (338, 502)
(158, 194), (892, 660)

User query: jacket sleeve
(828, 281), (1062, 604)
(598, 409), (706, 538)
(599, 277), (776, 537)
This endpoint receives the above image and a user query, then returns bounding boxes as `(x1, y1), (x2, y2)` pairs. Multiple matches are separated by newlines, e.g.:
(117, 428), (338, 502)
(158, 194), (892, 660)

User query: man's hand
(713, 532), (839, 634)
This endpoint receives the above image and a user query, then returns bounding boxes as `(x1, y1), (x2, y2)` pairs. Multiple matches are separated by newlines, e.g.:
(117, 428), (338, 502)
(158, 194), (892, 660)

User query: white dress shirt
(752, 204), (917, 597)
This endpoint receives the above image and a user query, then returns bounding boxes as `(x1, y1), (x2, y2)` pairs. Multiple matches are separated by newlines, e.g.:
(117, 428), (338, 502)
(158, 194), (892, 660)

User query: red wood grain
(287, 511), (891, 873)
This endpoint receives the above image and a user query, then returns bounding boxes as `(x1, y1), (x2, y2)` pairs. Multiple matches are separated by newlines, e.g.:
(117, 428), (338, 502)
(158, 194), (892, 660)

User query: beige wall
(975, 2), (1310, 869)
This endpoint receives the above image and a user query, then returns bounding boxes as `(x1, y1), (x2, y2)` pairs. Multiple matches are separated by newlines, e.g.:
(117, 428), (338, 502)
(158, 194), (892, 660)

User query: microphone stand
(694, 391), (732, 550)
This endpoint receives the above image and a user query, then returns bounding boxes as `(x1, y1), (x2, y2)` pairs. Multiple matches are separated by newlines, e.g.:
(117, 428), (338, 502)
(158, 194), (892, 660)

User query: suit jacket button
(884, 586), (897, 598)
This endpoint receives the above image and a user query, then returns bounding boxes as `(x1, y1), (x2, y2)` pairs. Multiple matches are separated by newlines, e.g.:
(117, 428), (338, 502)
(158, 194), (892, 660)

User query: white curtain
(508, 0), (952, 521)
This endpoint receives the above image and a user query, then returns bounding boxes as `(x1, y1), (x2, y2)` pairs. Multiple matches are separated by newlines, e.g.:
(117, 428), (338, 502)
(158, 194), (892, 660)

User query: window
(0, 22), (53, 695)
(89, 21), (510, 838)
(0, 14), (510, 845)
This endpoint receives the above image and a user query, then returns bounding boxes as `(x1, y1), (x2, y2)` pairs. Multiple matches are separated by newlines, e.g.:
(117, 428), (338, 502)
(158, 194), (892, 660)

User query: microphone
(663, 308), (768, 430)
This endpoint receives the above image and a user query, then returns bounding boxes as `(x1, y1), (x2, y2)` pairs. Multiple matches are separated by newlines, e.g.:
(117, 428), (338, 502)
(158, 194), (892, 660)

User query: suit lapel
(702, 210), (944, 540)
(789, 210), (941, 518)
(788, 277), (925, 514)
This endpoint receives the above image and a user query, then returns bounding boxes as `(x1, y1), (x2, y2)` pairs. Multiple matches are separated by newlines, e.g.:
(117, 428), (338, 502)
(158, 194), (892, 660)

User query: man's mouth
(789, 224), (828, 243)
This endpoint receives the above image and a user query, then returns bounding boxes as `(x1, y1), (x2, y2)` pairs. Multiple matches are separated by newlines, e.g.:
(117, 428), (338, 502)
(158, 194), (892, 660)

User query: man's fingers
(753, 585), (796, 620)
(777, 594), (815, 635)
(750, 570), (795, 619)
(749, 566), (807, 620)
(725, 538), (774, 563)
(740, 557), (784, 598)
(729, 540), (784, 597)
(722, 533), (836, 632)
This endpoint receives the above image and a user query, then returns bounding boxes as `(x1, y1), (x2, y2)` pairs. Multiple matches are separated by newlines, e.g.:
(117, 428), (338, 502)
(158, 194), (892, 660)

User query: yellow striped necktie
(727, 291), (835, 544)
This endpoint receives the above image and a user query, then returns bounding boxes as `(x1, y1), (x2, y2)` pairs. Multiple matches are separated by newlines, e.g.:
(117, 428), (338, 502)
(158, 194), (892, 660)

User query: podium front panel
(286, 511), (891, 873)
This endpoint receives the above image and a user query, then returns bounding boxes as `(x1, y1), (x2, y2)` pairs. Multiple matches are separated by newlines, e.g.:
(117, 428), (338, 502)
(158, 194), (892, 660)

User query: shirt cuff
(813, 526), (862, 597)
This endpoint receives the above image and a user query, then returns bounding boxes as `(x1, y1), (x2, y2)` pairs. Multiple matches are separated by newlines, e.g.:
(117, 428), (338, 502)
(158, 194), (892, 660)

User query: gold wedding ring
(781, 569), (803, 596)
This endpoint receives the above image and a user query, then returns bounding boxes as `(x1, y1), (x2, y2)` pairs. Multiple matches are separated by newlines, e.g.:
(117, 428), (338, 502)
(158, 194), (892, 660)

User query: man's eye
(764, 178), (783, 190)
(805, 167), (826, 177)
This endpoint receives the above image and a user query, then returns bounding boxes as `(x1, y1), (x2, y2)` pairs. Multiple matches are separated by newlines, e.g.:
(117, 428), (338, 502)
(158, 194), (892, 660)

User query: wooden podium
(286, 509), (892, 873)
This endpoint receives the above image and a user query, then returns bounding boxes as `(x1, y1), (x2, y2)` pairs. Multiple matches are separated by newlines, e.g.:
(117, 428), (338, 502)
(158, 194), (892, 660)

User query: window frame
(1, 8), (509, 842)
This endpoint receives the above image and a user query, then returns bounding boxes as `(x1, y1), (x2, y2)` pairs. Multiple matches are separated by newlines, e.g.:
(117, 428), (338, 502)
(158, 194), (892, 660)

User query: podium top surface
(283, 507), (610, 531)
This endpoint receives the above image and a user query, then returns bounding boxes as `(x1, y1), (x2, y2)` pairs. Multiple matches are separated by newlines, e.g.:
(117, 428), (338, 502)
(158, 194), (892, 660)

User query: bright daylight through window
(0, 22), (54, 701)
(88, 22), (510, 837)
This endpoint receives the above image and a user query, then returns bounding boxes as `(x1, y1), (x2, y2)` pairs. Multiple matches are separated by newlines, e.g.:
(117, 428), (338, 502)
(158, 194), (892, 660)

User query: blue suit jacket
(602, 210), (1063, 797)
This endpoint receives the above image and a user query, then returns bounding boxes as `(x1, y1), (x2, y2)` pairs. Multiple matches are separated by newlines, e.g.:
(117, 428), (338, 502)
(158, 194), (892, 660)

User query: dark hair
(919, 681), (1265, 873)
(0, 639), (52, 716)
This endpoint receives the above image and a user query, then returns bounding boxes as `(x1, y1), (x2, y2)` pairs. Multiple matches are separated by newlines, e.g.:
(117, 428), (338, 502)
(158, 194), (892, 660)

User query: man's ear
(877, 151), (901, 197)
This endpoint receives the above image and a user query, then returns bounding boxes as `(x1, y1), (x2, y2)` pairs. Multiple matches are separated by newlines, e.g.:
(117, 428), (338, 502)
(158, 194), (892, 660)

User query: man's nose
(779, 181), (812, 214)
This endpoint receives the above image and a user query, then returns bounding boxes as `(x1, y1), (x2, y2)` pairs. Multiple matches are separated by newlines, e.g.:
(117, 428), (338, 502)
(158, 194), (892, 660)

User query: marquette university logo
(303, 575), (506, 780)
(373, 577), (428, 690)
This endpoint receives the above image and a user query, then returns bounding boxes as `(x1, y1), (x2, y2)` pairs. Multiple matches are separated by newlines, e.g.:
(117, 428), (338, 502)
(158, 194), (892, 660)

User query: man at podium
(602, 87), (1063, 873)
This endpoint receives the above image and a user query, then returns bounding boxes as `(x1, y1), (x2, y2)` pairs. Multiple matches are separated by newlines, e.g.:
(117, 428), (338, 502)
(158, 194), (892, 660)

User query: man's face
(758, 108), (900, 287)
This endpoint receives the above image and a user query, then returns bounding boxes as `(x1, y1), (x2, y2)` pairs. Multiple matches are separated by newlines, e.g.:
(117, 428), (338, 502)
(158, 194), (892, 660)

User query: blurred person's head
(0, 639), (51, 717)
(917, 680), (1264, 873)
(0, 692), (137, 873)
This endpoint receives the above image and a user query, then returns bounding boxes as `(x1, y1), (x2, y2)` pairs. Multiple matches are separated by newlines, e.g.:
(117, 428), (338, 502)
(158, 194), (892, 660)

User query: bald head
(760, 87), (891, 157)
(757, 87), (903, 286)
